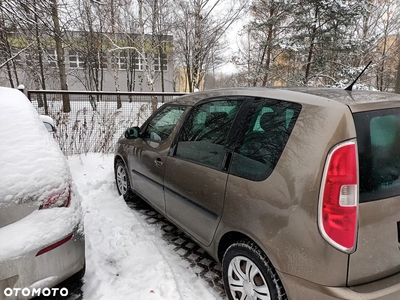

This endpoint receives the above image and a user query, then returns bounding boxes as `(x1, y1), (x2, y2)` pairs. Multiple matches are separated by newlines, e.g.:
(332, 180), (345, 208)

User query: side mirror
(124, 127), (140, 139)
(39, 115), (56, 133)
(43, 122), (56, 133)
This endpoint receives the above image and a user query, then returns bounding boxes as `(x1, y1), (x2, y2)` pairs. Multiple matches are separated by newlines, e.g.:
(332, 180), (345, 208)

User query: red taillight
(40, 184), (71, 209)
(318, 141), (358, 253)
(36, 234), (73, 256)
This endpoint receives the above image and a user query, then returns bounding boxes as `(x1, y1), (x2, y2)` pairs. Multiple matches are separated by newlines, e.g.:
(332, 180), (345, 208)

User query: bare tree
(373, 0), (399, 91)
(232, 0), (292, 87)
(0, 0), (71, 110)
(395, 41), (400, 94)
(0, 0), (20, 88)
(232, 0), (400, 91)
(173, 0), (248, 92)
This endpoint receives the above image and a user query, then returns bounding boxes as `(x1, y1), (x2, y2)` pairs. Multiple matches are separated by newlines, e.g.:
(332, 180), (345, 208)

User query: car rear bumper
(280, 269), (400, 300)
(0, 228), (85, 300)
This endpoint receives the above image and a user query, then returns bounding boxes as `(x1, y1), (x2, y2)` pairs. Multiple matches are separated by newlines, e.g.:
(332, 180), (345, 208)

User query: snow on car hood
(0, 87), (69, 206)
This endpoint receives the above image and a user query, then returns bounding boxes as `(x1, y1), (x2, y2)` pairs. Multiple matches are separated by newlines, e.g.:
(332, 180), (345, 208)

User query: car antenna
(345, 61), (372, 91)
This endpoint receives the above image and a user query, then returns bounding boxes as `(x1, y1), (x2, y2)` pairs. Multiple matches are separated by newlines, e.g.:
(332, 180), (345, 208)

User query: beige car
(114, 87), (400, 300)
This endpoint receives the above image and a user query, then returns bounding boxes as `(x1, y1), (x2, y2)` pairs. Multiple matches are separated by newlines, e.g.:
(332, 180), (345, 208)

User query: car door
(127, 105), (186, 213)
(164, 97), (252, 246)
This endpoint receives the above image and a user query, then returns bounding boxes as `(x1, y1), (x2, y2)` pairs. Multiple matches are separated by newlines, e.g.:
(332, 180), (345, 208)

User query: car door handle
(154, 158), (163, 167)
(222, 151), (233, 172)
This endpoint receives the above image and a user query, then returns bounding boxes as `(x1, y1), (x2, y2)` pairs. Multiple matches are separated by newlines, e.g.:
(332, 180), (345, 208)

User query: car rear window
(353, 108), (400, 203)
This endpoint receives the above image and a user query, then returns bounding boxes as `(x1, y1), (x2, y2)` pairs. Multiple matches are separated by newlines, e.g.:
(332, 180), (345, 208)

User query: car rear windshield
(353, 108), (400, 203)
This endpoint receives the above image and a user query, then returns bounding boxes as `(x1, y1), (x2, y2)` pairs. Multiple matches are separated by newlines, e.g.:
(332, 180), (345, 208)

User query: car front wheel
(222, 240), (287, 300)
(114, 160), (134, 201)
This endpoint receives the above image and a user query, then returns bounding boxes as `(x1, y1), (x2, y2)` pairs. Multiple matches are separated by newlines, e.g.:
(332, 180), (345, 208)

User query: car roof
(286, 88), (400, 112)
(169, 87), (400, 112)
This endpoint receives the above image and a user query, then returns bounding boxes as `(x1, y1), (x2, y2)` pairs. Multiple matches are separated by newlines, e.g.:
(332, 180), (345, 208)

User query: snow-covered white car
(0, 87), (85, 299)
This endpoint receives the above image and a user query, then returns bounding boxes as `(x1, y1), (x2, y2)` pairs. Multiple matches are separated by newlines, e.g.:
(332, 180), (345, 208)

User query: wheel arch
(114, 154), (133, 191)
(114, 154), (126, 166)
(221, 237), (288, 300)
(114, 154), (130, 176)
(217, 230), (283, 273)
(217, 231), (257, 263)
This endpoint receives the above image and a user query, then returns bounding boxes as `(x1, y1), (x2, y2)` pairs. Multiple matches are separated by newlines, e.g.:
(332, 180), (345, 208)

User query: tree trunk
(34, 0), (47, 112)
(304, 5), (319, 85)
(395, 51), (400, 94)
(51, 0), (70, 112)
(305, 30), (317, 84)
(150, 0), (158, 112)
(192, 1), (202, 91)
(160, 46), (165, 103)
(5, 61), (14, 88)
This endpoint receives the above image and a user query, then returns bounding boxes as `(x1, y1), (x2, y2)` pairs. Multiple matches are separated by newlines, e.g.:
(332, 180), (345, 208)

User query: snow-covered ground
(68, 154), (224, 300)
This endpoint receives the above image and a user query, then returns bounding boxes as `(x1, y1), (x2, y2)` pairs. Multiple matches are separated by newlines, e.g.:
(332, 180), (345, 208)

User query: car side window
(142, 105), (185, 141)
(175, 99), (243, 169)
(229, 98), (301, 181)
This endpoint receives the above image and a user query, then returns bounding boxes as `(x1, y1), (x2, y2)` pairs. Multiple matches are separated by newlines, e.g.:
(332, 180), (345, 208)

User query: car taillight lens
(318, 140), (358, 253)
(39, 184), (71, 209)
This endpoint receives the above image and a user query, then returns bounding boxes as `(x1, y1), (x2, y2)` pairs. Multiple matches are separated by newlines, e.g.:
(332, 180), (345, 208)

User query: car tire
(114, 160), (135, 201)
(222, 240), (287, 300)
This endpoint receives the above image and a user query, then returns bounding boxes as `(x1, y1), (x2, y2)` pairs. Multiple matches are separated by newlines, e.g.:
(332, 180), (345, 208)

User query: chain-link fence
(28, 90), (186, 156)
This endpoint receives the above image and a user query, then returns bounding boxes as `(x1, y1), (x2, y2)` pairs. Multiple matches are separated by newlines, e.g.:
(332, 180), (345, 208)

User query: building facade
(0, 31), (175, 92)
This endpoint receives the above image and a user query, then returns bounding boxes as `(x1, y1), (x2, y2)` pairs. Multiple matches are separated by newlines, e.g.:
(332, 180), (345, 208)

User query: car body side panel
(278, 269), (400, 300)
(0, 229), (84, 300)
(164, 157), (227, 246)
(115, 105), (191, 209)
(218, 102), (357, 287)
(348, 197), (400, 285)
(126, 138), (171, 213)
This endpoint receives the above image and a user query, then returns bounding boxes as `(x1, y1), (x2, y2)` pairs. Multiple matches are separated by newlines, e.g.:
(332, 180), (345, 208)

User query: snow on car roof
(0, 87), (69, 205)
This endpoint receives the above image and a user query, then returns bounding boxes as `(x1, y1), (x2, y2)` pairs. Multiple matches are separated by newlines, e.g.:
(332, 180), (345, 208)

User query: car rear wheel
(115, 160), (134, 201)
(222, 240), (287, 300)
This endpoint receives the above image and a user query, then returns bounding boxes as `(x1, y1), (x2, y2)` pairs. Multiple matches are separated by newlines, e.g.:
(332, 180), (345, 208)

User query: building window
(25, 52), (39, 67)
(47, 49), (57, 68)
(110, 50), (167, 71)
(112, 50), (145, 71)
(25, 49), (57, 68)
(134, 52), (143, 71)
(154, 53), (168, 71)
(111, 50), (127, 70)
(69, 50), (85, 68)
(98, 52), (108, 69)
(87, 51), (107, 69)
